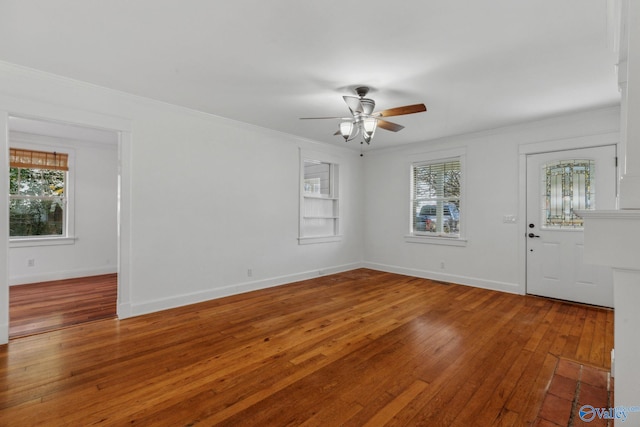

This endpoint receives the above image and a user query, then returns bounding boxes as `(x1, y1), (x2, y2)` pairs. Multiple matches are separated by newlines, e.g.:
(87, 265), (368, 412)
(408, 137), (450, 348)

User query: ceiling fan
(300, 86), (427, 144)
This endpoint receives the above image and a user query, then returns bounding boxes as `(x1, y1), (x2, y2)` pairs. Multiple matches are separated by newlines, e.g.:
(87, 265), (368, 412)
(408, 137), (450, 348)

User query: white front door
(526, 145), (617, 307)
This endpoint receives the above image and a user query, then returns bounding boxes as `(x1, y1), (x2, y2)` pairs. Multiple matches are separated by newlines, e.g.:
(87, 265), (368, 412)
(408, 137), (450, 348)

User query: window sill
(10, 236), (77, 248)
(404, 234), (467, 247)
(298, 235), (343, 245)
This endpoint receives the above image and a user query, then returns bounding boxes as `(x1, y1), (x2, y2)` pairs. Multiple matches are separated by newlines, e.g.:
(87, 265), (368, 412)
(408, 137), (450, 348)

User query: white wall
(8, 131), (118, 285)
(0, 61), (364, 340)
(362, 107), (620, 294)
(125, 110), (364, 315)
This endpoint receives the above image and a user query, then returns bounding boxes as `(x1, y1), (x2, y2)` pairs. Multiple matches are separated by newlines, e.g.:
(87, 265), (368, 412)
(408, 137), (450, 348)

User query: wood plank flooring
(0, 269), (613, 426)
(9, 274), (117, 338)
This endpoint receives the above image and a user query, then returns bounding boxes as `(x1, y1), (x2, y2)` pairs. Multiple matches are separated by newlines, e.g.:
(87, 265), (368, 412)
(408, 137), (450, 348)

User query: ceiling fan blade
(377, 119), (405, 132)
(375, 103), (427, 117)
(299, 116), (348, 120)
(343, 96), (364, 114)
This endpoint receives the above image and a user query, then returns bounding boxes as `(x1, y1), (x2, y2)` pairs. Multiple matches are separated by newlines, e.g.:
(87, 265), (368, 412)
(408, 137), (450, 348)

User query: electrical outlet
(440, 261), (445, 269)
(247, 268), (253, 277)
(27, 259), (35, 267)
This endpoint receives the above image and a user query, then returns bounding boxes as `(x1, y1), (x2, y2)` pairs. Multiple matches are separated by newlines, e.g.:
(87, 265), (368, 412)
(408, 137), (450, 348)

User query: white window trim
(298, 148), (342, 245)
(298, 235), (342, 245)
(10, 237), (77, 248)
(405, 147), (467, 246)
(9, 137), (76, 247)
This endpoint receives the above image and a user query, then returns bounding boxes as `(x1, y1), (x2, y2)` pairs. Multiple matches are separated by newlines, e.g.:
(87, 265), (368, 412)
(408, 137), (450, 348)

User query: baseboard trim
(9, 260), (522, 327)
(0, 321), (8, 345)
(128, 262), (364, 318)
(9, 266), (118, 286)
(117, 302), (132, 320)
(363, 262), (523, 295)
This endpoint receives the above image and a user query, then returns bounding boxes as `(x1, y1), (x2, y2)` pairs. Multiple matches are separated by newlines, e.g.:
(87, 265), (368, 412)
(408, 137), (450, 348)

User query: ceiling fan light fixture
(363, 117), (377, 138)
(339, 121), (354, 141)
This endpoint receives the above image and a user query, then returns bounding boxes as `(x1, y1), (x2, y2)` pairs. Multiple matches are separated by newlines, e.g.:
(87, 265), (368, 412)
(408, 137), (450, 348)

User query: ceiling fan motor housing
(355, 86), (369, 96)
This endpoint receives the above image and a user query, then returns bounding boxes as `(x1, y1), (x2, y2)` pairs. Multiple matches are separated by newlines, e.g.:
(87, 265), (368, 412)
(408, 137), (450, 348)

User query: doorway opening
(7, 116), (119, 338)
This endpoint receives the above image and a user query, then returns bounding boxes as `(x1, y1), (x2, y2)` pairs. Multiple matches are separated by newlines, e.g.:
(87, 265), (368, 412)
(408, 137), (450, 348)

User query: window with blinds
(411, 159), (461, 237)
(9, 147), (69, 238)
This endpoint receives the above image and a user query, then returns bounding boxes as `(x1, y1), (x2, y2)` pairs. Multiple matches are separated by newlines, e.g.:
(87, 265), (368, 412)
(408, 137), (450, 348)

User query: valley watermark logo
(579, 404), (640, 422)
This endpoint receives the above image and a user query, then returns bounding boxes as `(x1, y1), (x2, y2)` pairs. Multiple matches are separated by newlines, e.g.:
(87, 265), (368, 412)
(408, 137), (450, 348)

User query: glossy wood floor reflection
(9, 274), (117, 338)
(0, 269), (613, 426)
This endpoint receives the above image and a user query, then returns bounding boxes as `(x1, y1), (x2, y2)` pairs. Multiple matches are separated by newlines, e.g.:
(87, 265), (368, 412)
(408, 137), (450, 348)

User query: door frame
(517, 132), (620, 298)
(0, 99), (133, 344)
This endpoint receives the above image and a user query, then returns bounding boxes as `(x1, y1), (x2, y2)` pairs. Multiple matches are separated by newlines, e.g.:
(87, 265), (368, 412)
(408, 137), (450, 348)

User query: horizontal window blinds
(10, 148), (69, 171)
(413, 160), (461, 199)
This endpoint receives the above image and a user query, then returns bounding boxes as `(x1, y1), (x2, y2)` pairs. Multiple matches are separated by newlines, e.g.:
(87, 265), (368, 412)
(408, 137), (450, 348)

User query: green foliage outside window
(9, 167), (66, 237)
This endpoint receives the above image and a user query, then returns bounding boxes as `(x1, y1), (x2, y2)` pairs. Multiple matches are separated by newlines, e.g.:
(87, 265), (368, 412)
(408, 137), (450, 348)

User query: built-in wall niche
(299, 157), (340, 244)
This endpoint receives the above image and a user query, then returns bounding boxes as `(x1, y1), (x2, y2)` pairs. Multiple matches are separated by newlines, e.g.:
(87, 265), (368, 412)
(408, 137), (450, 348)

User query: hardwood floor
(0, 269), (613, 426)
(9, 274), (117, 338)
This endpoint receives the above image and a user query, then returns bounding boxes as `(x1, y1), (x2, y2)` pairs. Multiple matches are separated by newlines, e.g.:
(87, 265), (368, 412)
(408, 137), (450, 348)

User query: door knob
(528, 233), (540, 238)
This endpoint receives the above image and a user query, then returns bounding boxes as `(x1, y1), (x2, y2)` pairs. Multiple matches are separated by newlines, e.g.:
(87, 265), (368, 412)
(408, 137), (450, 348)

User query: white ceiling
(0, 1), (621, 150)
